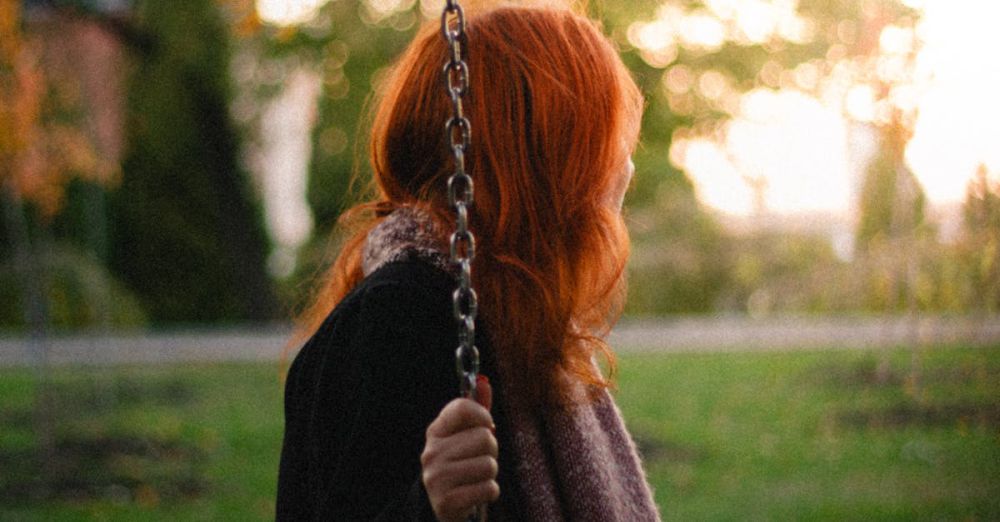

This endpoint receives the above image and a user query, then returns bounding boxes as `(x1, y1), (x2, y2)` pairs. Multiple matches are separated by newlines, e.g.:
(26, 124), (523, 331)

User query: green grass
(1, 347), (998, 520)
(617, 347), (1000, 521)
(0, 363), (284, 521)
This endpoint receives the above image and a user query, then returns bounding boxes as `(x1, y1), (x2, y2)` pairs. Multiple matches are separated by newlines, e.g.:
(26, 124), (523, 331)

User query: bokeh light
(673, 89), (851, 217)
(256, 0), (331, 26)
(904, 0), (1000, 205)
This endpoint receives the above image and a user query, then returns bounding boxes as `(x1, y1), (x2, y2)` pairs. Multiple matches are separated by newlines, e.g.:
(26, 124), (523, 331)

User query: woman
(276, 4), (659, 521)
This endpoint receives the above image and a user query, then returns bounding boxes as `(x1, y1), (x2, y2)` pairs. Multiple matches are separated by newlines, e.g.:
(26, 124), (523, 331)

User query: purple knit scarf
(363, 208), (661, 521)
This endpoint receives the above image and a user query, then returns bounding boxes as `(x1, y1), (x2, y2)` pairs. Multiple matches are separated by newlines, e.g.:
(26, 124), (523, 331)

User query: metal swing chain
(441, 2), (485, 521)
(441, 1), (479, 407)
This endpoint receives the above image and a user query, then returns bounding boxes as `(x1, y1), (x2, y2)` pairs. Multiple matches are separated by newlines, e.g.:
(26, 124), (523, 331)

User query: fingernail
(477, 375), (490, 386)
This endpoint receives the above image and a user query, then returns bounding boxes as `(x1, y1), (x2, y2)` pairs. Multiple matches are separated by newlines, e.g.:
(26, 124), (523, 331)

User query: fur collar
(362, 206), (451, 276)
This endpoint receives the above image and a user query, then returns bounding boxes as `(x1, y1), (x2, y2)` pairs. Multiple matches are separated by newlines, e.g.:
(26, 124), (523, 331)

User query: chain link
(441, 2), (484, 520)
(441, 0), (478, 402)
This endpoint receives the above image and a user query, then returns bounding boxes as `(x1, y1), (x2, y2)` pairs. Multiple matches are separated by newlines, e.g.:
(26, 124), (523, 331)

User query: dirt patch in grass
(837, 402), (1000, 430)
(0, 377), (207, 506)
(1, 377), (195, 425)
(0, 433), (208, 506)
(811, 354), (1000, 389)
(808, 357), (904, 387)
(632, 432), (705, 464)
(49, 377), (195, 411)
(0, 409), (34, 427)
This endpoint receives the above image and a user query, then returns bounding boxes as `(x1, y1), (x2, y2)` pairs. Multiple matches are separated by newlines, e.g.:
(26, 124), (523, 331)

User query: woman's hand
(421, 378), (499, 522)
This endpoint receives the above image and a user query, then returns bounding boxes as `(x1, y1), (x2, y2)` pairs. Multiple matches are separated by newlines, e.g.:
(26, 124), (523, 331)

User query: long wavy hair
(296, 5), (643, 409)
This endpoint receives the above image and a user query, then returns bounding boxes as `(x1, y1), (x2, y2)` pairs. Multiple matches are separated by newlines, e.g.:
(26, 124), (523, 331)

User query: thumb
(475, 374), (492, 411)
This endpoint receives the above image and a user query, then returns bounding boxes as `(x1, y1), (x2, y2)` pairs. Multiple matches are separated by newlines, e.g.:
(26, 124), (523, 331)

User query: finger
(432, 480), (501, 520)
(427, 398), (493, 438)
(475, 375), (492, 411)
(446, 456), (499, 487)
(435, 427), (498, 462)
(423, 455), (498, 491)
(421, 427), (497, 478)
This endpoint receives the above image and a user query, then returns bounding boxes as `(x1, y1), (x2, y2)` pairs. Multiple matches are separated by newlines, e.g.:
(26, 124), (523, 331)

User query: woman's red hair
(296, 5), (643, 409)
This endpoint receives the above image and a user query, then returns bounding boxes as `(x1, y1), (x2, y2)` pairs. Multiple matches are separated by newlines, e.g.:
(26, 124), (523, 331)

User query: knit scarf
(363, 207), (661, 522)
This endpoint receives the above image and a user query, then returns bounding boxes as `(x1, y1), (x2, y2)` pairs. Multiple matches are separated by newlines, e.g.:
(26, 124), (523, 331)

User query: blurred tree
(625, 189), (727, 314)
(221, 1), (429, 307)
(0, 244), (148, 328)
(109, 0), (277, 323)
(603, 0), (939, 319)
(2, 1), (148, 331)
(612, 0), (918, 314)
(960, 165), (1000, 312)
(0, 4), (113, 221)
(855, 149), (924, 253)
(854, 127), (929, 309)
(717, 230), (846, 315)
(304, 3), (419, 231)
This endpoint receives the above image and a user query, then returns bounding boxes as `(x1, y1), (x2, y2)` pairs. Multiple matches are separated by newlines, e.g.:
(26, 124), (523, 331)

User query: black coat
(276, 258), (521, 520)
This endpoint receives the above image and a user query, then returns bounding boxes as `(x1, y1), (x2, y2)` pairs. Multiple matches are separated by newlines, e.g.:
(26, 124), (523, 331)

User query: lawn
(616, 347), (1000, 521)
(1, 346), (998, 520)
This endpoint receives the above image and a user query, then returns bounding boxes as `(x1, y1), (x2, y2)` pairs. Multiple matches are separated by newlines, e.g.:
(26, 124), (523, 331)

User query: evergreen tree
(110, 0), (276, 323)
(961, 165), (1000, 311)
(854, 127), (928, 312)
(855, 139), (926, 251)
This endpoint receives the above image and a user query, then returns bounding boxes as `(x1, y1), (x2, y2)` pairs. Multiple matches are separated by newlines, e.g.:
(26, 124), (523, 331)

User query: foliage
(606, 0), (933, 316)
(109, 0), (278, 323)
(0, 1), (112, 220)
(855, 144), (927, 253)
(715, 230), (848, 315)
(959, 166), (1000, 312)
(626, 190), (728, 315)
(0, 242), (148, 330)
(1, 4), (139, 332)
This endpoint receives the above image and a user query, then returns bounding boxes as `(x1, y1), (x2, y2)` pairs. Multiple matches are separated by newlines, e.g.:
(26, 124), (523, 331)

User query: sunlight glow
(629, 1), (811, 63)
(678, 10), (727, 51)
(844, 85), (876, 122)
(879, 25), (915, 56)
(904, 0), (1000, 205)
(705, 0), (813, 44)
(672, 139), (756, 216)
(676, 89), (851, 217)
(727, 90), (851, 215)
(648, 0), (1000, 218)
(255, 68), (321, 277)
(256, 0), (330, 26)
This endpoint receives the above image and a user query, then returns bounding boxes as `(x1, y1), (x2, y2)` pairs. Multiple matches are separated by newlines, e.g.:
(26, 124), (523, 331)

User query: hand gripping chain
(441, 2), (485, 521)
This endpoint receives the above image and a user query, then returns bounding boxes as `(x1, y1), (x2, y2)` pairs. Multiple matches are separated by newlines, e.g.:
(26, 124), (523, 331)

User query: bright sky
(256, 0), (433, 25)
(673, 89), (854, 216)
(256, 0), (330, 26)
(904, 0), (1000, 205)
(659, 0), (1000, 218)
(253, 68), (321, 278)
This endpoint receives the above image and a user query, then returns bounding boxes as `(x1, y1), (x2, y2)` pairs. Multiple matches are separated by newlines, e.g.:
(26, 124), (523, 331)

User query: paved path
(608, 315), (1000, 353)
(1, 316), (998, 367)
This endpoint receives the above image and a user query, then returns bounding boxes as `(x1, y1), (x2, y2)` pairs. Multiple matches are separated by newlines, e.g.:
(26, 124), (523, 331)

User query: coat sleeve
(314, 277), (459, 521)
